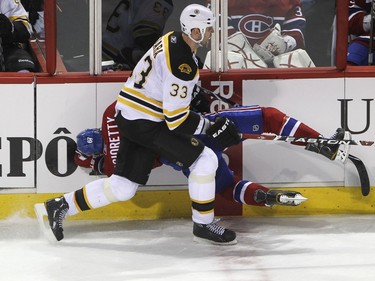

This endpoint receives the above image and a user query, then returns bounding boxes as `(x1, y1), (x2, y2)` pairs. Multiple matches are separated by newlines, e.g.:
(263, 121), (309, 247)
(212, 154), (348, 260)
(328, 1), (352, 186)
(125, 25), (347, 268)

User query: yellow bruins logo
(191, 137), (199, 146)
(178, 64), (192, 74)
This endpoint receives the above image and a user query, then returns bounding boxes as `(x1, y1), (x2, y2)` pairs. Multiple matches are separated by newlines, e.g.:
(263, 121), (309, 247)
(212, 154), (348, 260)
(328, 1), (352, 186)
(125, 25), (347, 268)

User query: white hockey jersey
(116, 31), (202, 133)
(0, 0), (33, 35)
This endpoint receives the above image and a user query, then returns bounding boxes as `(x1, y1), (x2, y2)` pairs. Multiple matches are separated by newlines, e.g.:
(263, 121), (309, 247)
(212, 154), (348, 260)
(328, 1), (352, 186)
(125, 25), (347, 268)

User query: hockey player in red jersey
(347, 0), (375, 65)
(74, 90), (345, 208)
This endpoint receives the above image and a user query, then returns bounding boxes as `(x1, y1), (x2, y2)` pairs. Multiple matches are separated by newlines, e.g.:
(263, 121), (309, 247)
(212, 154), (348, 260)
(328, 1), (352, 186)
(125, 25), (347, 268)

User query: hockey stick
(369, 0), (375, 65)
(240, 133), (375, 147)
(195, 85), (240, 107)
(348, 154), (370, 196)
(200, 87), (371, 195)
(241, 133), (370, 196)
(0, 36), (5, 72)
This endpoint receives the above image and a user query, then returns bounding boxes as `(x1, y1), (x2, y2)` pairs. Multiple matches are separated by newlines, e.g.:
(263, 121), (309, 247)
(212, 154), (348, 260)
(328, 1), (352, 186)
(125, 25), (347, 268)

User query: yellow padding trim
(1, 186), (375, 221)
(0, 190), (192, 220)
(243, 186), (375, 217)
(191, 198), (215, 204)
(189, 172), (215, 184)
(197, 209), (214, 215)
(103, 178), (120, 203)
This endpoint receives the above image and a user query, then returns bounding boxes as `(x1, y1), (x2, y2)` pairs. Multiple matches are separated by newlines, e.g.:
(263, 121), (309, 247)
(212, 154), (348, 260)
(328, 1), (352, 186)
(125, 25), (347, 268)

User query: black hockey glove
(191, 91), (210, 114)
(206, 116), (241, 150)
(0, 14), (13, 37)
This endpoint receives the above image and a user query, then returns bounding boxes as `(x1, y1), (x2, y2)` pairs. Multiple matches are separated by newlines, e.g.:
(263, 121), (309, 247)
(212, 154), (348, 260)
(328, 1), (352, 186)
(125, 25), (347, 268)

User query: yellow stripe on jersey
(9, 15), (32, 30)
(123, 86), (163, 107)
(118, 86), (164, 119)
(163, 32), (172, 74)
(163, 105), (190, 130)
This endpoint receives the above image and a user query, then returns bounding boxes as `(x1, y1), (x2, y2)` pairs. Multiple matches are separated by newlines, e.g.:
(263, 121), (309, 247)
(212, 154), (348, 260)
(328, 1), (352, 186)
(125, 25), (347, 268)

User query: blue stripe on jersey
(280, 117), (298, 136)
(233, 180), (250, 203)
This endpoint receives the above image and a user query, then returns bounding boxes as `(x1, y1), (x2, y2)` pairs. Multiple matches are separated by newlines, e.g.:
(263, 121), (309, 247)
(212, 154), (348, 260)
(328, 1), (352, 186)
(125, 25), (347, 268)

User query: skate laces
(57, 206), (68, 228)
(206, 219), (225, 235)
(52, 198), (68, 228)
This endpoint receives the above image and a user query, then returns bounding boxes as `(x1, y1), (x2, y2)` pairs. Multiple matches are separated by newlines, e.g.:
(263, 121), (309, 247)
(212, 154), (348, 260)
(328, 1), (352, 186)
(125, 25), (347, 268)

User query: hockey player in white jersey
(36, 4), (241, 245)
(0, 0), (35, 71)
(102, 0), (174, 70)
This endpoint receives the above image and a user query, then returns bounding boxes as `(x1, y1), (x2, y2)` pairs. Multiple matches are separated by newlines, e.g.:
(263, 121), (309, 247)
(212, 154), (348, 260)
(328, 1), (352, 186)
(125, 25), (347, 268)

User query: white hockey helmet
(180, 4), (215, 44)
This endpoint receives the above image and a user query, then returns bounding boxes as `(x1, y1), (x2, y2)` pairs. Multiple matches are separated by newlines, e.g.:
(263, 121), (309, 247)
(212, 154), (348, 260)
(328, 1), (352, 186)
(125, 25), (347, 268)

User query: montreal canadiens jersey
(116, 31), (200, 132)
(0, 0), (33, 35)
(227, 0), (305, 49)
(103, 0), (173, 60)
(349, 0), (372, 36)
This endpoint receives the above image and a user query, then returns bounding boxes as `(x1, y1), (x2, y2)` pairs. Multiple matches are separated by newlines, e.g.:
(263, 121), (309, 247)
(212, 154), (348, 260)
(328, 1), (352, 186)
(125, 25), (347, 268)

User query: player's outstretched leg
(45, 196), (69, 241)
(193, 219), (237, 245)
(254, 189), (308, 206)
(305, 128), (345, 160)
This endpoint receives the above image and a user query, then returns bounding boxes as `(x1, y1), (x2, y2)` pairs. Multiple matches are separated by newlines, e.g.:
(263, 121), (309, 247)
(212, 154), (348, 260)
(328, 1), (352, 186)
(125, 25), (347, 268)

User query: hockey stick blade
(34, 203), (58, 243)
(348, 154), (370, 196)
(241, 133), (375, 147)
(241, 133), (371, 196)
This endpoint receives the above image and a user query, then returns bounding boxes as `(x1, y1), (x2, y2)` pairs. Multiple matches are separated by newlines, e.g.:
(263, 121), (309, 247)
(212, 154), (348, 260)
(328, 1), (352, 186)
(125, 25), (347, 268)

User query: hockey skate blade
(34, 203), (58, 243)
(193, 236), (238, 246)
(279, 194), (308, 205)
(291, 194), (308, 205)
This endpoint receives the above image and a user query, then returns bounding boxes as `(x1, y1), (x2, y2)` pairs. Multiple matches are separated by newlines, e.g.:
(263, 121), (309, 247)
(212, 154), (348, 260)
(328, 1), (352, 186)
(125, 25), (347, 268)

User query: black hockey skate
(305, 128), (345, 160)
(254, 189), (308, 206)
(193, 220), (237, 245)
(45, 196), (69, 241)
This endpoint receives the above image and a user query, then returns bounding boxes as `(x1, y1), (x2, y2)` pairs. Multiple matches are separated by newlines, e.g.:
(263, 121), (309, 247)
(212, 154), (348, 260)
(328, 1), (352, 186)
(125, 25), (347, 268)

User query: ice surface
(1, 215), (375, 281)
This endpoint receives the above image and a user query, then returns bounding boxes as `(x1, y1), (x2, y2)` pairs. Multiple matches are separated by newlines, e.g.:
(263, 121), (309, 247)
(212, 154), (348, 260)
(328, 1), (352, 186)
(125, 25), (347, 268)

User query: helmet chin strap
(188, 27), (207, 45)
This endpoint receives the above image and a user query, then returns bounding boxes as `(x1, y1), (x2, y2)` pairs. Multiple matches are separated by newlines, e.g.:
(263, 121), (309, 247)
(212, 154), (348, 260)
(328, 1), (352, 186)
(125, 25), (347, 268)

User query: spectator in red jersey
(347, 0), (375, 65)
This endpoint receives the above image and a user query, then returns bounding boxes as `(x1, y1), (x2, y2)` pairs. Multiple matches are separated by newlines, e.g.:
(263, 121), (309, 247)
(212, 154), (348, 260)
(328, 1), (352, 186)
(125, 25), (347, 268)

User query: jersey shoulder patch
(166, 32), (198, 81)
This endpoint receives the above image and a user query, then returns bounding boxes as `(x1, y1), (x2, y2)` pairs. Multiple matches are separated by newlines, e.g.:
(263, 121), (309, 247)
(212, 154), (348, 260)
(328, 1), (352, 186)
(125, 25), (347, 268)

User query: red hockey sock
(233, 180), (269, 206)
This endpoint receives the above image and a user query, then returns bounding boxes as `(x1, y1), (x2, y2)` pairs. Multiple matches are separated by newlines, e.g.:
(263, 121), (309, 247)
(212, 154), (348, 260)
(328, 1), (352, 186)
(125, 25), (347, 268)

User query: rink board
(1, 76), (375, 219)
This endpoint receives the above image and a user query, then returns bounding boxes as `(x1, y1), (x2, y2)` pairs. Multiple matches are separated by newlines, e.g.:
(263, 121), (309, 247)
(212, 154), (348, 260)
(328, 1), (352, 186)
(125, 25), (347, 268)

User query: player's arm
(0, 2), (32, 43)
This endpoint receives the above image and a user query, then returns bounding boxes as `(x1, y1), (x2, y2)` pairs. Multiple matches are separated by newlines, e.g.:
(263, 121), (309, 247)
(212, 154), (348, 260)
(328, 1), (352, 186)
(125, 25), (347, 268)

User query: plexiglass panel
(56, 0), (90, 72)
